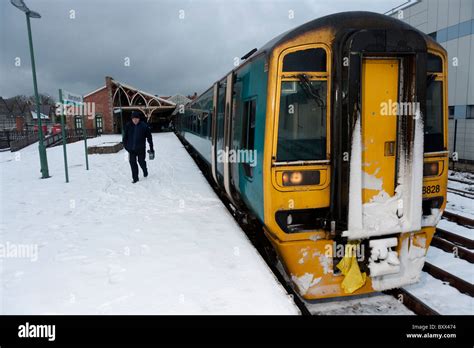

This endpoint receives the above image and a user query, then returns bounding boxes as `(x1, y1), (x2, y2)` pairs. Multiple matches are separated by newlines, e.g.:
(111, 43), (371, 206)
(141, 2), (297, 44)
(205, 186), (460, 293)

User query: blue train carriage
(176, 11), (448, 300)
(179, 53), (269, 220)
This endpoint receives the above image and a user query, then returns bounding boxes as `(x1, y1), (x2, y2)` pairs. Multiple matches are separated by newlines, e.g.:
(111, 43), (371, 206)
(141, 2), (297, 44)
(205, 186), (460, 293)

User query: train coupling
(368, 237), (400, 277)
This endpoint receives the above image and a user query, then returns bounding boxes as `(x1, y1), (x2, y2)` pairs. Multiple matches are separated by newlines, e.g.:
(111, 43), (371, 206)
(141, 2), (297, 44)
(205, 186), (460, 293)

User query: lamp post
(11, 0), (49, 178)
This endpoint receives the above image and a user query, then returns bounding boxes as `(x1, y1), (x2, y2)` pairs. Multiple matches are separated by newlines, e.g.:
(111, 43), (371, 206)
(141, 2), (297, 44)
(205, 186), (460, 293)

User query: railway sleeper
(431, 237), (474, 263)
(423, 262), (474, 297)
(435, 228), (474, 250)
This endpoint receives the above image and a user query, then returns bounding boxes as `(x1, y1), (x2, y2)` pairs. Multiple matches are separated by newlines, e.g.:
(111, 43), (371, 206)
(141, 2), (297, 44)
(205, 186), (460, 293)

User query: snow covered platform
(0, 133), (298, 314)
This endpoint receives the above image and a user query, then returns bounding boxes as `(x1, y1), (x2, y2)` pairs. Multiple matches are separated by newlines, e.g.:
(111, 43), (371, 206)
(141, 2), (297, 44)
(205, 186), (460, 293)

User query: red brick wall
(85, 76), (114, 134)
(84, 87), (111, 133)
(66, 76), (115, 134)
(16, 116), (25, 131)
(65, 107), (74, 130)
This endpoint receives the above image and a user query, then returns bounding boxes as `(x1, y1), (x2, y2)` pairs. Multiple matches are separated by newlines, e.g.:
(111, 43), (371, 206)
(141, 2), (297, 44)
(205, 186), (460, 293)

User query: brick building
(66, 76), (176, 134)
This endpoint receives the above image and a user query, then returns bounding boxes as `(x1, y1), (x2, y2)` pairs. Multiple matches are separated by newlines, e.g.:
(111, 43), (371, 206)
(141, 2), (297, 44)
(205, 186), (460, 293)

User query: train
(175, 11), (448, 300)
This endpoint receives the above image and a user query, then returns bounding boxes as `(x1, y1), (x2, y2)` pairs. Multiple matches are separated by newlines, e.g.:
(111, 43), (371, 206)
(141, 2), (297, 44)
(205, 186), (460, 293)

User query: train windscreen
(276, 80), (327, 161)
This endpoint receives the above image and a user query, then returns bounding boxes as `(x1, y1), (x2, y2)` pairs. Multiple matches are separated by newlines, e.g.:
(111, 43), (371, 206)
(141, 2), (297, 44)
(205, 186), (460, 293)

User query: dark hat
(131, 111), (141, 119)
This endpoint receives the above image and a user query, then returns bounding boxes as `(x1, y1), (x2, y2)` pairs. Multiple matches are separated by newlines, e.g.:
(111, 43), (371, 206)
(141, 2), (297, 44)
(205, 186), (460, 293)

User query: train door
(216, 79), (226, 184)
(211, 83), (219, 184)
(223, 72), (236, 204)
(361, 58), (399, 202)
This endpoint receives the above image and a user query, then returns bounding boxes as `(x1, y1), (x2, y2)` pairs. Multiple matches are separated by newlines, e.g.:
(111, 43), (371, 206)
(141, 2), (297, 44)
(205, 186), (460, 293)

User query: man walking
(123, 111), (154, 183)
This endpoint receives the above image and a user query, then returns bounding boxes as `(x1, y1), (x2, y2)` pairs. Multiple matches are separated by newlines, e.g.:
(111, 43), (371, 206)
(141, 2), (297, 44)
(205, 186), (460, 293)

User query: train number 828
(422, 184), (440, 195)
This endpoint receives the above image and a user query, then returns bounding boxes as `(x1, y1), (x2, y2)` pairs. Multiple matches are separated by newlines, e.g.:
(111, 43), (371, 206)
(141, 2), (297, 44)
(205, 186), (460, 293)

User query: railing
(0, 128), (98, 151)
(0, 130), (38, 151)
(46, 129), (97, 148)
(0, 120), (16, 130)
(43, 132), (63, 147)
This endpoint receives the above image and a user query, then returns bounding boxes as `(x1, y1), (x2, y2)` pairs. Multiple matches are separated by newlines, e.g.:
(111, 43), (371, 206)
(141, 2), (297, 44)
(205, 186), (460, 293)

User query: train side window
(198, 113), (202, 135)
(425, 80), (444, 152)
(242, 99), (256, 177)
(194, 112), (198, 133)
(282, 48), (326, 72)
(202, 112), (209, 137)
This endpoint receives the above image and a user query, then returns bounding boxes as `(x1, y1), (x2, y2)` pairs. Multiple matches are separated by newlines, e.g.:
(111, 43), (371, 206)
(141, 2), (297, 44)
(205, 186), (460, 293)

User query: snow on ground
(404, 272), (474, 315)
(405, 171), (474, 315)
(426, 246), (473, 282)
(437, 219), (473, 241)
(448, 179), (474, 193)
(448, 170), (474, 184)
(306, 293), (414, 315)
(422, 175), (474, 315)
(445, 192), (474, 220)
(0, 133), (299, 314)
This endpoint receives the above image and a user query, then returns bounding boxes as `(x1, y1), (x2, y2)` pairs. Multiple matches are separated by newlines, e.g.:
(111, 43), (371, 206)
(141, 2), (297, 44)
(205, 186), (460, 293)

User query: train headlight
(423, 162), (439, 177)
(282, 170), (320, 186)
(282, 172), (290, 185)
(290, 171), (303, 185)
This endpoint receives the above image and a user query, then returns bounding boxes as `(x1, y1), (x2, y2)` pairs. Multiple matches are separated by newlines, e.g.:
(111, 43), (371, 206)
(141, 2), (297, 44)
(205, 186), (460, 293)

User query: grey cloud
(0, 0), (402, 99)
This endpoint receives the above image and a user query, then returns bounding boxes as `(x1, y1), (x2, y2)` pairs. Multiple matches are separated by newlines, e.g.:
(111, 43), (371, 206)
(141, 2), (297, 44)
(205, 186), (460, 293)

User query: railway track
(418, 209), (474, 308)
(447, 187), (474, 199)
(448, 177), (474, 186)
(432, 230), (473, 263)
(435, 228), (474, 250)
(385, 288), (439, 315)
(423, 261), (473, 297)
(442, 210), (474, 227)
(399, 216), (473, 313)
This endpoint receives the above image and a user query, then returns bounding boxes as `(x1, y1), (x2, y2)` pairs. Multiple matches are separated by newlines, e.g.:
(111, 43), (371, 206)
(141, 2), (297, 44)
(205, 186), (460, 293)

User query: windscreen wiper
(427, 73), (436, 87)
(297, 74), (325, 107)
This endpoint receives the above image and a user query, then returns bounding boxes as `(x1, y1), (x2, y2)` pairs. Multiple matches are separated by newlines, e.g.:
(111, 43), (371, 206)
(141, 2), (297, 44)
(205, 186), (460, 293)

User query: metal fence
(0, 128), (97, 151)
(0, 117), (16, 131)
(46, 129), (97, 148)
(0, 130), (38, 151)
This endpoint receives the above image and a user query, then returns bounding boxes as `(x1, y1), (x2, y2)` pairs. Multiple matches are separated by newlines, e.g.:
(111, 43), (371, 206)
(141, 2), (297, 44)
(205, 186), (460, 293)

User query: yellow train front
(177, 11), (448, 300)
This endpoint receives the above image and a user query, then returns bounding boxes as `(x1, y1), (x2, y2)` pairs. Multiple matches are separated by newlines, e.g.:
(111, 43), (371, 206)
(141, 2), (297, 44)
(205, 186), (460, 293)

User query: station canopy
(109, 79), (176, 121)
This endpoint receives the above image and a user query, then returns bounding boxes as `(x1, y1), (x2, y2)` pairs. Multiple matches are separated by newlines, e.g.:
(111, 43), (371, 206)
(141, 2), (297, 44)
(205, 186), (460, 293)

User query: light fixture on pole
(11, 0), (49, 178)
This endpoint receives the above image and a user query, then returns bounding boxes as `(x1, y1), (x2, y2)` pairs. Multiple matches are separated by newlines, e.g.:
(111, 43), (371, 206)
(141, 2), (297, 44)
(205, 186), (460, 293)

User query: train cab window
(277, 80), (327, 161)
(427, 53), (442, 73)
(425, 80), (444, 152)
(282, 48), (326, 72)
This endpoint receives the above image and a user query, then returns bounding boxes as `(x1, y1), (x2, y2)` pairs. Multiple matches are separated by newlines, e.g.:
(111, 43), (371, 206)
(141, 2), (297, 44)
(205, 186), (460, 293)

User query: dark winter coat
(123, 120), (154, 152)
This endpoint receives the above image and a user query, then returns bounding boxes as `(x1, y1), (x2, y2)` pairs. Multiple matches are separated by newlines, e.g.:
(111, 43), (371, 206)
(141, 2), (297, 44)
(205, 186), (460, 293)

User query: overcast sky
(1, 0), (403, 99)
